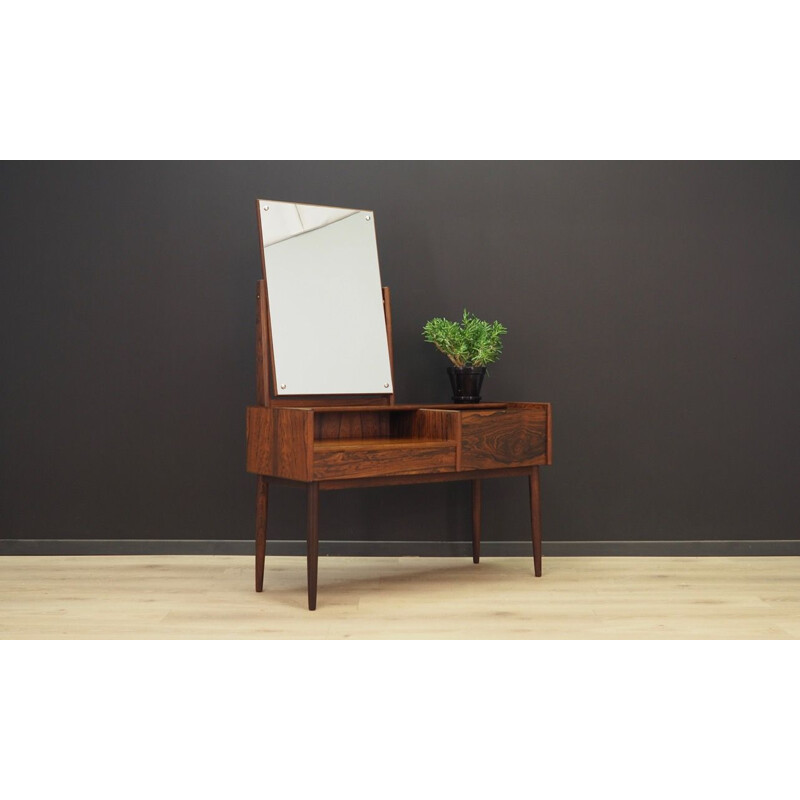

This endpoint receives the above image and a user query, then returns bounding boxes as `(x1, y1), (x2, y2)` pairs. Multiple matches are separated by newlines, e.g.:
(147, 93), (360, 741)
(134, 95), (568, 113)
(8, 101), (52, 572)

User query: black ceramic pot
(447, 366), (487, 404)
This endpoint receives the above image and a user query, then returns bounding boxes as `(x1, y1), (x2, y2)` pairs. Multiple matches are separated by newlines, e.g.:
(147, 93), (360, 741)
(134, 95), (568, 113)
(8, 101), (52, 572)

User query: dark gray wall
(2, 161), (799, 544)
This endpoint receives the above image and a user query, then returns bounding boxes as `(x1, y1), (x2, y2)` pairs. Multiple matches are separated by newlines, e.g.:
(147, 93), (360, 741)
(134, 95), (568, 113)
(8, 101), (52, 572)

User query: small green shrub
(422, 310), (507, 368)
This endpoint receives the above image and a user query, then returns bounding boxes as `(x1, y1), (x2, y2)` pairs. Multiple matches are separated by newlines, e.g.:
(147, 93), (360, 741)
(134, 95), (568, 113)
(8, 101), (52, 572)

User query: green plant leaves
(422, 309), (507, 367)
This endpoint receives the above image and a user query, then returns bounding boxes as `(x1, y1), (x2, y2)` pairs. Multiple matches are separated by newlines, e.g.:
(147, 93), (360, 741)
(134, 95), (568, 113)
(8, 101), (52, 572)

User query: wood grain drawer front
(313, 439), (456, 480)
(460, 407), (548, 470)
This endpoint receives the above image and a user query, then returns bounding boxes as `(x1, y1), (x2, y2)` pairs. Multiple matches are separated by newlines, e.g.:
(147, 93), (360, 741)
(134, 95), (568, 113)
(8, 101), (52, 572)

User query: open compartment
(313, 407), (459, 443)
(312, 407), (460, 480)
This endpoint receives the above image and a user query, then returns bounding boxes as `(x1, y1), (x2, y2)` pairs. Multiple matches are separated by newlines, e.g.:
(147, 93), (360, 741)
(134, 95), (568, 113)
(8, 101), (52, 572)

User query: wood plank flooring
(1, 555), (799, 639)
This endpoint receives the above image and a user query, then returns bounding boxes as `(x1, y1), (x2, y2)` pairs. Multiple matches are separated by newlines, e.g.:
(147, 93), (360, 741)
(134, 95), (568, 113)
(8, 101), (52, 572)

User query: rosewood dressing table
(245, 200), (552, 610)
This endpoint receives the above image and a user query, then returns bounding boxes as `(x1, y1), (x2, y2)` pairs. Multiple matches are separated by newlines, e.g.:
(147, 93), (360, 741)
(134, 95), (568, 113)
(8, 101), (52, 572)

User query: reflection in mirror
(257, 200), (394, 396)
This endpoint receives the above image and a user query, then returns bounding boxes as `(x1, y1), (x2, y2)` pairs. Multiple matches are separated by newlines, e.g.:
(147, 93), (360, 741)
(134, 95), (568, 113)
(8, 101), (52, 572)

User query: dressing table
(245, 200), (552, 609)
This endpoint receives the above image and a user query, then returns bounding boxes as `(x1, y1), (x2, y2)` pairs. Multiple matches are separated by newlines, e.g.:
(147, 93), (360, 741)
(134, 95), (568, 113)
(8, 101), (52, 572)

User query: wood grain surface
(314, 410), (392, 441)
(245, 406), (273, 475)
(273, 408), (313, 481)
(313, 440), (457, 480)
(460, 405), (549, 470)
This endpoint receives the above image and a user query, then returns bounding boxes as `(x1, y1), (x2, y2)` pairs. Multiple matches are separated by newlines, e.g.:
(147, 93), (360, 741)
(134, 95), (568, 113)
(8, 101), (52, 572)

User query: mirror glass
(257, 199), (394, 396)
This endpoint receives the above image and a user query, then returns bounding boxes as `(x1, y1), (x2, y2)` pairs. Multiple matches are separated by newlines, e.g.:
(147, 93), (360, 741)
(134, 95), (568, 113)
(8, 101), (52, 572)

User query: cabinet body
(246, 402), (551, 485)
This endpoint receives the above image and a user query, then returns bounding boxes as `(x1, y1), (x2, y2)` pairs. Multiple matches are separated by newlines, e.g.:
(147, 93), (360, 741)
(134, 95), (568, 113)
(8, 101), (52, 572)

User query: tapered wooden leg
(307, 482), (319, 611)
(472, 479), (481, 564)
(529, 467), (542, 577)
(255, 476), (268, 592)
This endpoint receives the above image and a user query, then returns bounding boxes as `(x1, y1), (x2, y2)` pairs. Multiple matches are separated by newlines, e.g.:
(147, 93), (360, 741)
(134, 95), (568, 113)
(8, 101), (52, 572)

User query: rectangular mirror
(257, 199), (394, 396)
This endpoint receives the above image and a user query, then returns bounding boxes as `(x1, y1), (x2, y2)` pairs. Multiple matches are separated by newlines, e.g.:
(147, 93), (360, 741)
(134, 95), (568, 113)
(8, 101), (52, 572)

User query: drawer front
(314, 444), (457, 481)
(460, 406), (548, 470)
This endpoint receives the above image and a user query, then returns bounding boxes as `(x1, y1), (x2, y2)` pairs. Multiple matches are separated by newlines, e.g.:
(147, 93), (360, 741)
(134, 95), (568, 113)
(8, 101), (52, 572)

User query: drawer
(460, 405), (548, 470)
(313, 438), (457, 480)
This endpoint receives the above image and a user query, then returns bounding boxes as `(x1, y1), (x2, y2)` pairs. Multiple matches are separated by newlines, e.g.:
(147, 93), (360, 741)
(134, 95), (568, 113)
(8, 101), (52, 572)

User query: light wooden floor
(1, 555), (799, 639)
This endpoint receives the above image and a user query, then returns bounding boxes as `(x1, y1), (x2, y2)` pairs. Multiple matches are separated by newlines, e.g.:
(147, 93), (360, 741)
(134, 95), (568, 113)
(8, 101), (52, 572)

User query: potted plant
(422, 310), (508, 403)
